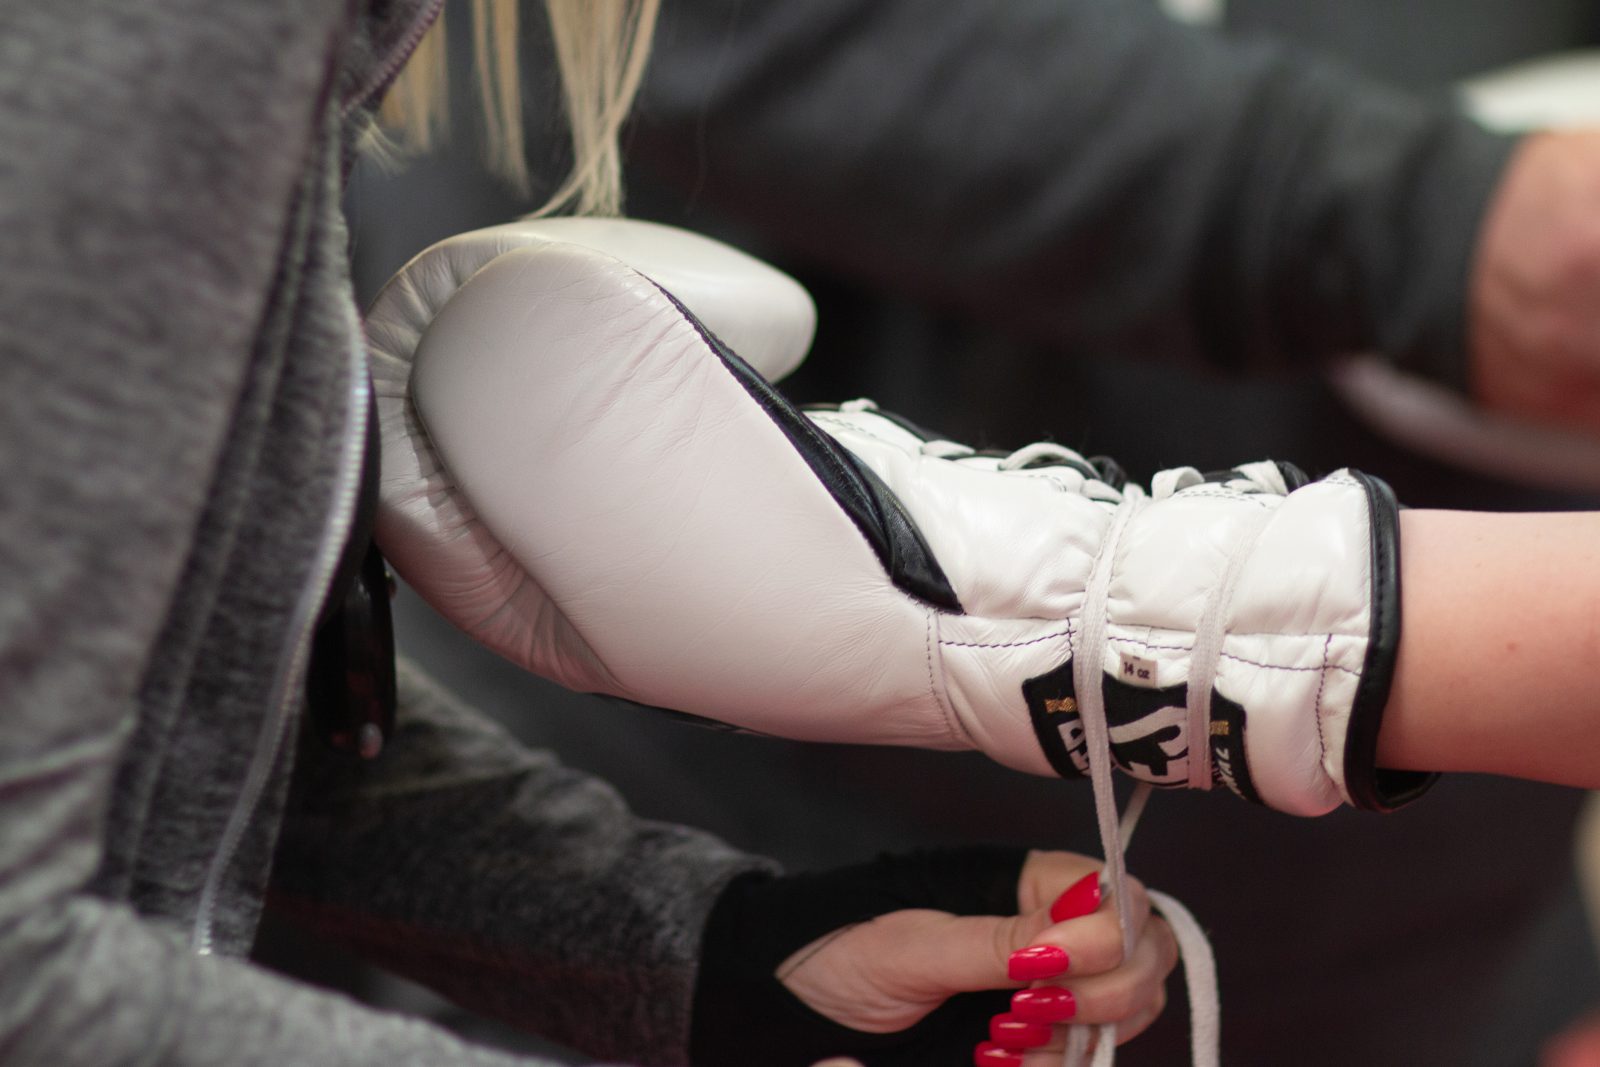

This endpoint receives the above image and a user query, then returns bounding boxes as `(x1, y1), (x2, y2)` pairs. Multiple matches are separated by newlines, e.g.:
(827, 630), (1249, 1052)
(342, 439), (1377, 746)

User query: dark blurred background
(256, 2), (1600, 1063)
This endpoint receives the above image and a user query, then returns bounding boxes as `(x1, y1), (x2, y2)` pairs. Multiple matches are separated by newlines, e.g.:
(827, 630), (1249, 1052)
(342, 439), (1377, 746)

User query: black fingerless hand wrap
(690, 846), (1028, 1067)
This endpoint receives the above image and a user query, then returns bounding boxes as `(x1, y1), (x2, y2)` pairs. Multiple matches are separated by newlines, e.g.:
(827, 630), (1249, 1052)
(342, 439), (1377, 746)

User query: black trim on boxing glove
(653, 284), (964, 614)
(1342, 472), (1437, 812)
(690, 847), (1028, 1067)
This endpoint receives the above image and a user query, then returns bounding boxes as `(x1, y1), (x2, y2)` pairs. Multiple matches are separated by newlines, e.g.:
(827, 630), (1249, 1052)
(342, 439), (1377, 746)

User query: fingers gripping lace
(1066, 490), (1221, 1067)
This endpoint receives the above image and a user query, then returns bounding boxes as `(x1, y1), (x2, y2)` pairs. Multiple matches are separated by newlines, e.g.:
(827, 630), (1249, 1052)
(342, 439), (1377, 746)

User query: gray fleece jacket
(0, 2), (763, 1064)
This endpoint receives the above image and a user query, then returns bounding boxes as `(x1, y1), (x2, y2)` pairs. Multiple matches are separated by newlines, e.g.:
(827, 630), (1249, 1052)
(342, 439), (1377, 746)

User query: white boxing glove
(371, 224), (1431, 816)
(369, 217), (814, 697)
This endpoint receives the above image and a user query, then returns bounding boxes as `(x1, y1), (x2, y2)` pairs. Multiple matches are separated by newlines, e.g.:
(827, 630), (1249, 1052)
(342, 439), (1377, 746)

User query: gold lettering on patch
(1044, 697), (1078, 715)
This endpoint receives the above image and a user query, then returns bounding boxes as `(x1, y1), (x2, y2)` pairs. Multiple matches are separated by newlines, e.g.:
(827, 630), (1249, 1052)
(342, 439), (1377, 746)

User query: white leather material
(366, 217), (815, 385)
(368, 219), (816, 706)
(817, 411), (1387, 815)
(406, 244), (955, 751)
(376, 232), (1409, 817)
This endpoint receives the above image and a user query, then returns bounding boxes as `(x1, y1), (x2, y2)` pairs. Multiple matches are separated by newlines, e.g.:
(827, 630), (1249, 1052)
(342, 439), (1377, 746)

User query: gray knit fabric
(0, 2), (766, 1064)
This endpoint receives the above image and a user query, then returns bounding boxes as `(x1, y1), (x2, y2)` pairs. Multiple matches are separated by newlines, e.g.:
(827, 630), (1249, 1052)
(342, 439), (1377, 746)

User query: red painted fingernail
(1008, 944), (1070, 980)
(1050, 871), (1102, 923)
(974, 1041), (1024, 1067)
(1012, 986), (1079, 1023)
(989, 1012), (1053, 1048)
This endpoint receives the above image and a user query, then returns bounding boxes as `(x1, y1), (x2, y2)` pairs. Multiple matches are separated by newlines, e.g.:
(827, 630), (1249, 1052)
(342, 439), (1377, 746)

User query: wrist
(1382, 509), (1600, 788)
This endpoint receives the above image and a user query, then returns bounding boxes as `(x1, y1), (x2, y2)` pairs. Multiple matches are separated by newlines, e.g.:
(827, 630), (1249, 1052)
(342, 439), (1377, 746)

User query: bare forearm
(1379, 509), (1600, 787)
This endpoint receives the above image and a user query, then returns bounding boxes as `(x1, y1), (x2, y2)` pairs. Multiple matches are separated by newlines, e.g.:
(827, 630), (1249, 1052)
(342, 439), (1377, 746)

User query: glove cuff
(1340, 472), (1436, 812)
(1016, 464), (1435, 815)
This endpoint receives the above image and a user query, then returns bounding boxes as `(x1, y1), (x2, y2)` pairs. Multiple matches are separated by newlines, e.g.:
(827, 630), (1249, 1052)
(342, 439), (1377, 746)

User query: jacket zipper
(191, 0), (440, 956)
(341, 0), (448, 119)
(191, 298), (371, 955)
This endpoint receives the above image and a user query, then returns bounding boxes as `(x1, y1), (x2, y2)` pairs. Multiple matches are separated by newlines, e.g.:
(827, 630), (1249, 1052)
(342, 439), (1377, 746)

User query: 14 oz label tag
(1118, 651), (1159, 687)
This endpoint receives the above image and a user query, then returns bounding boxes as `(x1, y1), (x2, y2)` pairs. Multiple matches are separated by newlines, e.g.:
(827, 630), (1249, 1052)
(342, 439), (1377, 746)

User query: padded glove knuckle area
(405, 243), (963, 750)
(369, 220), (820, 673)
(367, 218), (816, 380)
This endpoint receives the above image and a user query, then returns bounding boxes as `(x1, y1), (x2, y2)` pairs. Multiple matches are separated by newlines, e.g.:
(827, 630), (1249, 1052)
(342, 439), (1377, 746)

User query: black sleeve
(271, 661), (773, 1066)
(625, 0), (1518, 389)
